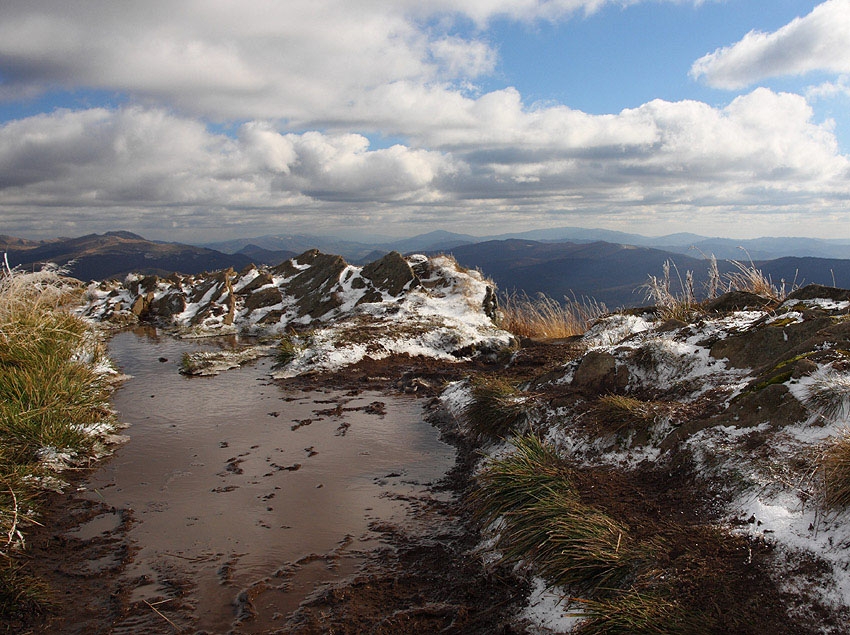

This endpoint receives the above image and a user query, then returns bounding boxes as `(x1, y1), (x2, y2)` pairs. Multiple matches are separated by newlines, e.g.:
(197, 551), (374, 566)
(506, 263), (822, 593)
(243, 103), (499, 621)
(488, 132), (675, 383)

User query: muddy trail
(24, 328), (526, 634)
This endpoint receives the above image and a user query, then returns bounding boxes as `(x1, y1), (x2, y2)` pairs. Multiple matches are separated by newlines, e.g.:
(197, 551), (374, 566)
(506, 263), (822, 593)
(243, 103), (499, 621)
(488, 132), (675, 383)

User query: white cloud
(0, 0), (706, 124)
(807, 75), (850, 100)
(691, 0), (850, 89)
(0, 88), (847, 239)
(0, 1), (845, 241)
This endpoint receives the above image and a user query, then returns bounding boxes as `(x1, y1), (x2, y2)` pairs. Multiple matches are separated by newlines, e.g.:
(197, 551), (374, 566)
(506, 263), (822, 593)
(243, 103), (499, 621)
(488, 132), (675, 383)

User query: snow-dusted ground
(442, 291), (850, 631)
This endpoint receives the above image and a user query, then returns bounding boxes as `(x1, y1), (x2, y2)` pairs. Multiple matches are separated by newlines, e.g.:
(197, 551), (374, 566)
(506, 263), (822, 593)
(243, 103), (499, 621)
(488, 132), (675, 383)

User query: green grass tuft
(593, 395), (661, 436)
(474, 435), (650, 592)
(0, 266), (116, 622)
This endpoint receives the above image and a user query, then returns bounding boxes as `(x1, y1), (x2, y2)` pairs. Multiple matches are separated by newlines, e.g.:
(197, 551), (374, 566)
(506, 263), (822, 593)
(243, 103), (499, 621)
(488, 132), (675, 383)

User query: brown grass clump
(593, 395), (663, 436)
(573, 591), (710, 634)
(725, 251), (794, 301)
(820, 429), (850, 509)
(498, 291), (607, 339)
(462, 376), (536, 440)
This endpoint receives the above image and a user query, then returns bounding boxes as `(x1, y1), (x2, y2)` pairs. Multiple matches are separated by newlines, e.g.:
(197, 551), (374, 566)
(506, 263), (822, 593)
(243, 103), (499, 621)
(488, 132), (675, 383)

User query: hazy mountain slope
(0, 234), (46, 251)
(235, 244), (297, 265)
(4, 232), (252, 281)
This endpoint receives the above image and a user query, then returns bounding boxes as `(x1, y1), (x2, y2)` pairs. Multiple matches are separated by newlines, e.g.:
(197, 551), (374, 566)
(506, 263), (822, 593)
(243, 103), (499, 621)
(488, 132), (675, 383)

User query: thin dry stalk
(725, 248), (793, 301)
(641, 260), (699, 320)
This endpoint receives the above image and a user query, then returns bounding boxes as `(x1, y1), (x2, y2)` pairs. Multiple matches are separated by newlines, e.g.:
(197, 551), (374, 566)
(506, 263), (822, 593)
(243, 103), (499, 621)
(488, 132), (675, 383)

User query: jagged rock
(356, 289), (384, 305)
(245, 286), (282, 311)
(189, 269), (231, 304)
(237, 272), (273, 295)
(786, 284), (850, 302)
(360, 251), (419, 297)
(130, 295), (146, 316)
(148, 292), (186, 317)
(223, 284), (236, 325)
(572, 351), (629, 392)
(289, 253), (347, 318)
(138, 275), (159, 294)
(482, 286), (498, 320)
(704, 291), (773, 313)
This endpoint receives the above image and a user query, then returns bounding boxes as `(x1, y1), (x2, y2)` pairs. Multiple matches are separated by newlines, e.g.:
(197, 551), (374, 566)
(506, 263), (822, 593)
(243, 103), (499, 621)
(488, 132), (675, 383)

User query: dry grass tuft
(462, 376), (536, 440)
(641, 260), (699, 321)
(820, 429), (850, 509)
(572, 591), (709, 634)
(593, 395), (663, 436)
(804, 369), (850, 422)
(725, 252), (791, 301)
(498, 291), (607, 339)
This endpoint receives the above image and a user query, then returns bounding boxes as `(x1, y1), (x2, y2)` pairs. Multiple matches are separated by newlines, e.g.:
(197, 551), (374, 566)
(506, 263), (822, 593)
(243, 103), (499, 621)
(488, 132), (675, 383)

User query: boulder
(704, 291), (773, 313)
(786, 284), (850, 302)
(148, 292), (186, 317)
(572, 351), (629, 392)
(360, 251), (419, 297)
(710, 316), (833, 369)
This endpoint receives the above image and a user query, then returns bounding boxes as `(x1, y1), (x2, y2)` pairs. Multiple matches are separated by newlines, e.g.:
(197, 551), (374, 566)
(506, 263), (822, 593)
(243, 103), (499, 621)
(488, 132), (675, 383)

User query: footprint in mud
(365, 401), (386, 415)
(269, 462), (302, 472)
(218, 457), (244, 476)
(291, 418), (314, 431)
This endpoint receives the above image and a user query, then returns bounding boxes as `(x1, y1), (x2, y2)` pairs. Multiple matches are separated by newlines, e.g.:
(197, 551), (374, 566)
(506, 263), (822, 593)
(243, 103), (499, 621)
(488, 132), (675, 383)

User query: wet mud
(24, 328), (526, 634)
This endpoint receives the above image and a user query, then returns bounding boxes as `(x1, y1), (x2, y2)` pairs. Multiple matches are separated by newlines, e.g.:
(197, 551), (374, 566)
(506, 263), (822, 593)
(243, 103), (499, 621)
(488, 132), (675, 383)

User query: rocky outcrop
(79, 251), (507, 363)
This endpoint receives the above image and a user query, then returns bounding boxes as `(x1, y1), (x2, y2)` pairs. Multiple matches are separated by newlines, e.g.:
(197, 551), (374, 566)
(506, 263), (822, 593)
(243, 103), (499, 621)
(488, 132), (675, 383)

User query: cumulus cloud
(0, 0), (704, 124)
(1, 88), (847, 238)
(0, 1), (846, 240)
(691, 0), (850, 89)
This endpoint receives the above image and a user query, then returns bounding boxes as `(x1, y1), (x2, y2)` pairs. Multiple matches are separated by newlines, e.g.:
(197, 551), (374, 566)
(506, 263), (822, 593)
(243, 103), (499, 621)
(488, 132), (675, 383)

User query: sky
(0, 0), (849, 243)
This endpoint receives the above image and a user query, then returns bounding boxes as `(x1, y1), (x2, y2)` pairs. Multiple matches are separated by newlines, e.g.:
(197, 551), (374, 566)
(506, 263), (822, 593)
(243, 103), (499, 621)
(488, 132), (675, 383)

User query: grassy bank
(0, 266), (117, 623)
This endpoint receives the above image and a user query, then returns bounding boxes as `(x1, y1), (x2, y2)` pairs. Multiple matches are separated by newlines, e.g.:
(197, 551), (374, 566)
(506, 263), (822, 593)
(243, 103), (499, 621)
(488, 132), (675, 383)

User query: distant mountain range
(5, 229), (850, 308)
(438, 239), (850, 307)
(202, 227), (850, 263)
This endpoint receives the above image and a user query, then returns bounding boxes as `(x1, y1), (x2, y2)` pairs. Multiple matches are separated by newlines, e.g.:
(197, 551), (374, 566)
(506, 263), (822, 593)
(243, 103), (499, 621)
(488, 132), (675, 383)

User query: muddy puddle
(74, 327), (455, 633)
